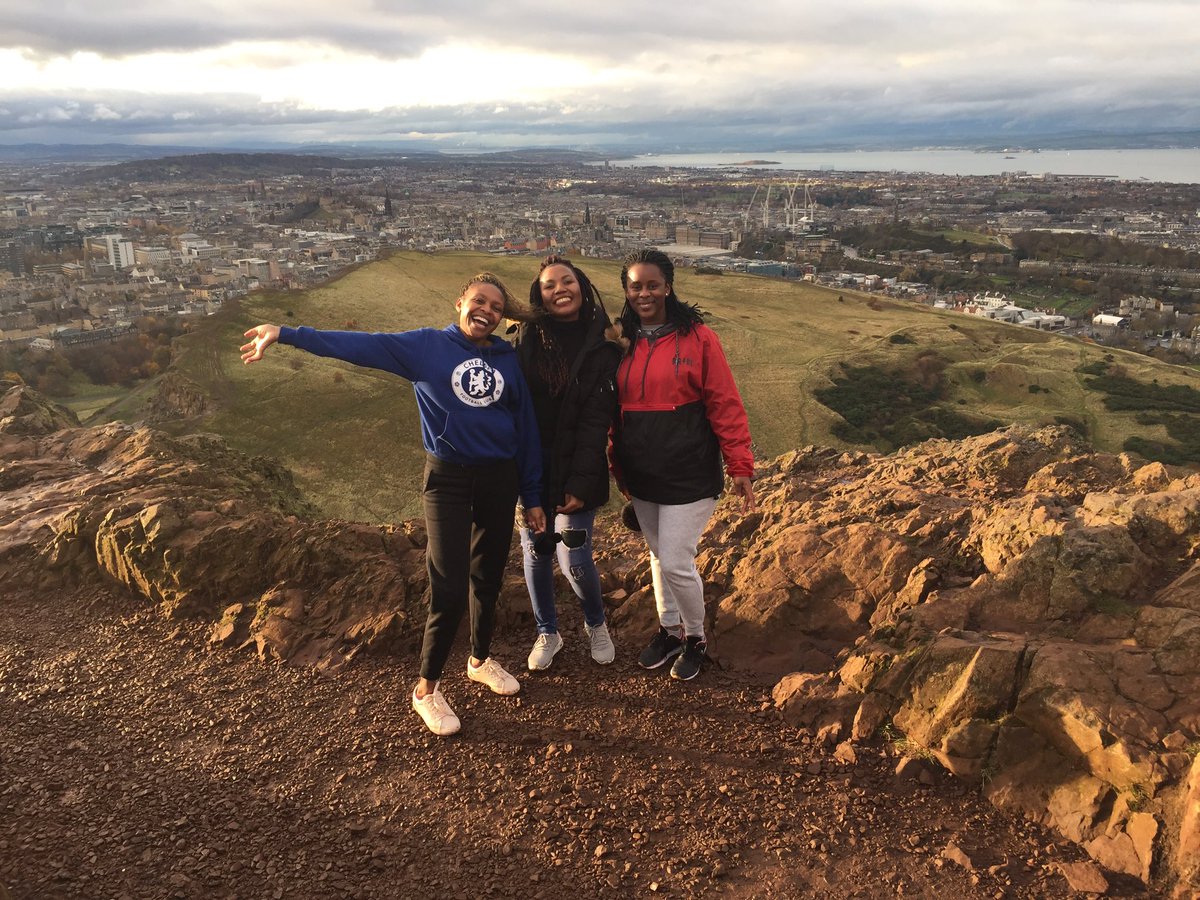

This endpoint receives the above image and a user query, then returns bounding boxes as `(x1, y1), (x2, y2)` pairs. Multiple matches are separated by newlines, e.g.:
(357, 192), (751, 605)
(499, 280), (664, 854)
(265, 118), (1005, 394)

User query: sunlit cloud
(0, 0), (1196, 148)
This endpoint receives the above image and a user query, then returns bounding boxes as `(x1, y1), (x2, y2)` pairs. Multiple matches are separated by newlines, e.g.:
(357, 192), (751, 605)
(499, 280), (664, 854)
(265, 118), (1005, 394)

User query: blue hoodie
(278, 324), (543, 508)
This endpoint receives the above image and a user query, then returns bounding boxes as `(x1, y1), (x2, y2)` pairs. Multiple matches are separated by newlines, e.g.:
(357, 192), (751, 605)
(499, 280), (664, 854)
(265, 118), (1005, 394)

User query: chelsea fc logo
(451, 358), (504, 407)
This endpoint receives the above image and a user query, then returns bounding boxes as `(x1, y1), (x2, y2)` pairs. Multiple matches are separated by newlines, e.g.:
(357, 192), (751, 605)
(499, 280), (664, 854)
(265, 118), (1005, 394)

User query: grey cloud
(1, 84), (1196, 151)
(3, 0), (1198, 93)
(2, 2), (429, 58)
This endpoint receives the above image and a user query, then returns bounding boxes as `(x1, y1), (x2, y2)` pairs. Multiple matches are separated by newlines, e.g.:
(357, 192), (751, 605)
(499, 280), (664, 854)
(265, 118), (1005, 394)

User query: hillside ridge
(130, 251), (1200, 524)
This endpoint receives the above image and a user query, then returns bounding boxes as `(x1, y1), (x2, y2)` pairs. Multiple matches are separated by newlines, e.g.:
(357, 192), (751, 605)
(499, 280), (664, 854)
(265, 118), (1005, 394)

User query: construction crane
(742, 184), (760, 232)
(783, 179), (816, 230)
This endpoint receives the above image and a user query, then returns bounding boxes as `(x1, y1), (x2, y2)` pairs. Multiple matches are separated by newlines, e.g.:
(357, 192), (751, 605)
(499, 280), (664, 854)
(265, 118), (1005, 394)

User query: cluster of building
(2, 152), (1198, 356)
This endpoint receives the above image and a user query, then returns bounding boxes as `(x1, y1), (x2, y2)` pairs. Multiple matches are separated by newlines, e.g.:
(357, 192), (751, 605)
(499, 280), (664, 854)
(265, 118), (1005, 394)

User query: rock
(890, 634), (1025, 776)
(851, 693), (891, 741)
(1058, 860), (1109, 894)
(941, 842), (975, 871)
(1177, 754), (1200, 892)
(894, 756), (931, 782)
(0, 381), (79, 436)
(0, 415), (421, 669)
(833, 741), (857, 765)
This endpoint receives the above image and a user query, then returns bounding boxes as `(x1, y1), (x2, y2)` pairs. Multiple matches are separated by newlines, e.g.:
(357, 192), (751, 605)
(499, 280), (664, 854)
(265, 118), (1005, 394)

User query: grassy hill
(124, 251), (1200, 523)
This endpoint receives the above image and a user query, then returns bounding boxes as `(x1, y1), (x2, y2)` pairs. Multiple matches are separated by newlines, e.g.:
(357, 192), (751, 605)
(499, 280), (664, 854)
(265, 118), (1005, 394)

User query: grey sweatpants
(630, 495), (718, 639)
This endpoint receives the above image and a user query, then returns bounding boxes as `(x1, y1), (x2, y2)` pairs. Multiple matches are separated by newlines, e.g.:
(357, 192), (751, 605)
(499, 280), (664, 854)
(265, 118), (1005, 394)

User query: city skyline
(3, 0), (1199, 151)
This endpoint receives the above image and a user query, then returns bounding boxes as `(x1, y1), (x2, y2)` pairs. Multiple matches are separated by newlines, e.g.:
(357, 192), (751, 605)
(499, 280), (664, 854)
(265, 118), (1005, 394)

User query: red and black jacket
(611, 322), (753, 505)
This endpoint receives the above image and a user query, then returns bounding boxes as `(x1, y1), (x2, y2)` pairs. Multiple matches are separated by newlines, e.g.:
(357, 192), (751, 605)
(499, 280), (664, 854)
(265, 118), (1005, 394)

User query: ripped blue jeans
(520, 508), (606, 634)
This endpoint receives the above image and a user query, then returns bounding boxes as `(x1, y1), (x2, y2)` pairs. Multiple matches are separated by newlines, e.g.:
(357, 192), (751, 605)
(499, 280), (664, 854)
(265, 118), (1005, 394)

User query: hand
(732, 476), (757, 513)
(524, 506), (547, 534)
(240, 324), (280, 364)
(556, 493), (584, 514)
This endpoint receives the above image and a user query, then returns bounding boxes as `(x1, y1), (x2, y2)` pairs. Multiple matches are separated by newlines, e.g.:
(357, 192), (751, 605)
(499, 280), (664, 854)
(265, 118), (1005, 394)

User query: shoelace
(421, 691), (452, 716)
(475, 658), (507, 679)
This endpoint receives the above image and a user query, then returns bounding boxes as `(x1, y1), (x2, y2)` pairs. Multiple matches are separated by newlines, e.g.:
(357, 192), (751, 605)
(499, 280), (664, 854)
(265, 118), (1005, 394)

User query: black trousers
(418, 454), (519, 681)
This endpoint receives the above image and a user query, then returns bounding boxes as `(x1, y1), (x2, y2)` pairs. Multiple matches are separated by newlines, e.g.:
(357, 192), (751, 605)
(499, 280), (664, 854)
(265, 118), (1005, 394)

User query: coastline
(600, 147), (1200, 184)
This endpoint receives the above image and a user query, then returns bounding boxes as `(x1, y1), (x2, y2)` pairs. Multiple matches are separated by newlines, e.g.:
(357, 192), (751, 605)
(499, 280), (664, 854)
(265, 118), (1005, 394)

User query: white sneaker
(527, 632), (564, 670)
(467, 657), (520, 695)
(585, 622), (615, 665)
(412, 684), (460, 736)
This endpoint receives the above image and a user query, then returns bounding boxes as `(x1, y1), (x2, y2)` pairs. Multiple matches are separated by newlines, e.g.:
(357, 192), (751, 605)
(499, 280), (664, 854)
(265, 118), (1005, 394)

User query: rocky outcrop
(0, 379), (79, 435)
(669, 425), (1200, 895)
(4, 385), (1198, 892)
(145, 371), (213, 422)
(0, 389), (432, 671)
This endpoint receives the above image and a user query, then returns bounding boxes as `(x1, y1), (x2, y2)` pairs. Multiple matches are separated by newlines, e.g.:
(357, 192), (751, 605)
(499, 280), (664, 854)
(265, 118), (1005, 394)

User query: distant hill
(56, 152), (419, 184)
(0, 145), (608, 182)
(45, 148), (608, 185)
(125, 251), (1200, 523)
(0, 143), (211, 163)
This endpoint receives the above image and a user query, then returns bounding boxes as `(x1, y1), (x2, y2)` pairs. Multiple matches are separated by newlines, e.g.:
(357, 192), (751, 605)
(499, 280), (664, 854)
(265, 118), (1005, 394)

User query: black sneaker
(670, 636), (707, 681)
(638, 627), (684, 669)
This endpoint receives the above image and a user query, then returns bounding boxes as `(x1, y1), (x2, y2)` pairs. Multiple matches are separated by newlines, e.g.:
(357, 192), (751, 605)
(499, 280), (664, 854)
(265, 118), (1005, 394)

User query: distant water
(603, 149), (1200, 184)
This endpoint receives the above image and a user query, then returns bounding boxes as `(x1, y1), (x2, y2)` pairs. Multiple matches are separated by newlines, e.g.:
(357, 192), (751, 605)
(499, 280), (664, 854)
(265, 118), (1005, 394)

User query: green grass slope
(145, 251), (1200, 523)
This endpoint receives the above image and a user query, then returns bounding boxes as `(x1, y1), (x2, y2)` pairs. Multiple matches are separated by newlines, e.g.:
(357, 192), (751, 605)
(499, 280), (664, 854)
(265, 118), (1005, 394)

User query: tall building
(101, 234), (135, 269)
(0, 240), (23, 276)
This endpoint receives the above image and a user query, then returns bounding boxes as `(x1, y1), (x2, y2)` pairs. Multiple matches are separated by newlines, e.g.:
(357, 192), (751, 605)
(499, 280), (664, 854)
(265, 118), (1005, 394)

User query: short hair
(461, 271), (533, 322)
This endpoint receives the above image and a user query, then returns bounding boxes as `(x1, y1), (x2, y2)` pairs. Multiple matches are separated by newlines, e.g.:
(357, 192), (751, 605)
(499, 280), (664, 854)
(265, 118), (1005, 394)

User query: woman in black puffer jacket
(516, 256), (622, 671)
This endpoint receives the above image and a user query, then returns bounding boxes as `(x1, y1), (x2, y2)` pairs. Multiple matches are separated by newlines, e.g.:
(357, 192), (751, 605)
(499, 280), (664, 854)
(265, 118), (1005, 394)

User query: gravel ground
(0, 588), (1146, 899)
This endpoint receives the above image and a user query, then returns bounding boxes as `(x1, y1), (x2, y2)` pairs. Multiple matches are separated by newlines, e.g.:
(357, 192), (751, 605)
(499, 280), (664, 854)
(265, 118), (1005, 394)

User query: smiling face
(538, 263), (583, 321)
(455, 282), (506, 346)
(624, 262), (670, 327)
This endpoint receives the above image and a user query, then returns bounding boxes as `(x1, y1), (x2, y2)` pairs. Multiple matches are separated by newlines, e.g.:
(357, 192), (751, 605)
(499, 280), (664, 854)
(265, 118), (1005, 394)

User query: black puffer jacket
(516, 313), (621, 512)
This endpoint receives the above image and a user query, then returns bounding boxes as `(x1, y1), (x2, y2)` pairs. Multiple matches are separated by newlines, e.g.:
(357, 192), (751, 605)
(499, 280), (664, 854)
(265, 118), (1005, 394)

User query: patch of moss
(1075, 359), (1110, 376)
(1085, 371), (1200, 464)
(817, 360), (1003, 452)
(1085, 373), (1200, 413)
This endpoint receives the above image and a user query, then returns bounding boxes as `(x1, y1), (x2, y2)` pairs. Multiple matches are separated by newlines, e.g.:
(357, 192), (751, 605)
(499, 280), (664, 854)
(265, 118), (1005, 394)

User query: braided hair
(525, 255), (608, 396)
(616, 248), (704, 345)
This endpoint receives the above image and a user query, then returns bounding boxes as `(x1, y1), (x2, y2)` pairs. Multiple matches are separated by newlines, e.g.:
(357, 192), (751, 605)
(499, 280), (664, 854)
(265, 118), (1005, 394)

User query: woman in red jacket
(610, 249), (756, 681)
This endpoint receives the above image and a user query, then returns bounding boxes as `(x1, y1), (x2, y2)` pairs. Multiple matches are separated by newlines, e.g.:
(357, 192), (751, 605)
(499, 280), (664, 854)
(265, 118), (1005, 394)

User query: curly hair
(616, 248), (704, 343)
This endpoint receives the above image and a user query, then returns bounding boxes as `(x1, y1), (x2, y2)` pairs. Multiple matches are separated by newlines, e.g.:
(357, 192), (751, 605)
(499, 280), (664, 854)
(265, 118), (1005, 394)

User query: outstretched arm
(240, 324), (280, 364)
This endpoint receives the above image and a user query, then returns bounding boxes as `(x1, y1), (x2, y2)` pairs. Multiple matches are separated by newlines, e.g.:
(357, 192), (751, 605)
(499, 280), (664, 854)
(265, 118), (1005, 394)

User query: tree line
(0, 316), (185, 397)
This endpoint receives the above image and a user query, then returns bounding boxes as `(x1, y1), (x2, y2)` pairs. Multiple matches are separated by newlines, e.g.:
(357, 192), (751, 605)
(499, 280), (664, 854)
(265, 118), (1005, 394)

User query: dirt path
(0, 590), (1139, 899)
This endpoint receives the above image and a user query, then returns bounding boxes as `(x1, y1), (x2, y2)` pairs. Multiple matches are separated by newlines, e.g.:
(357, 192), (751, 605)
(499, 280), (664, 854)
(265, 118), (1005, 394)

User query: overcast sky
(2, 0), (1198, 150)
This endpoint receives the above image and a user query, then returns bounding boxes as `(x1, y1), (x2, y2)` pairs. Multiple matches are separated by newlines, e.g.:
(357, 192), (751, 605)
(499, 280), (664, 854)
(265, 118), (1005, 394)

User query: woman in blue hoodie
(240, 272), (546, 737)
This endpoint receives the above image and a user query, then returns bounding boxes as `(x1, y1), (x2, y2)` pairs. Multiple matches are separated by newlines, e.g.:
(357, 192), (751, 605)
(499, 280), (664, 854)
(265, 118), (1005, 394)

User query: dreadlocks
(617, 248), (705, 345)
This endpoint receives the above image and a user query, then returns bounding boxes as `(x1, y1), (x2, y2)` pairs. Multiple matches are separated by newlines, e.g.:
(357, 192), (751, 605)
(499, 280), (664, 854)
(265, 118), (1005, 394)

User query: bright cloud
(0, 0), (1196, 148)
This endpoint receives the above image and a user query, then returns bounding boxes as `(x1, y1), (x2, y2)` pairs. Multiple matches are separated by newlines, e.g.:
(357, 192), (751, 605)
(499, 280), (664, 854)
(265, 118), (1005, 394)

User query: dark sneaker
(670, 636), (707, 681)
(638, 626), (684, 669)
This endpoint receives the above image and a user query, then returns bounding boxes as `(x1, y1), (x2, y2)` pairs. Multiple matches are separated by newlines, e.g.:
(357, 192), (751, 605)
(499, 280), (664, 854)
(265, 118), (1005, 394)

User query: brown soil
(0, 589), (1147, 899)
